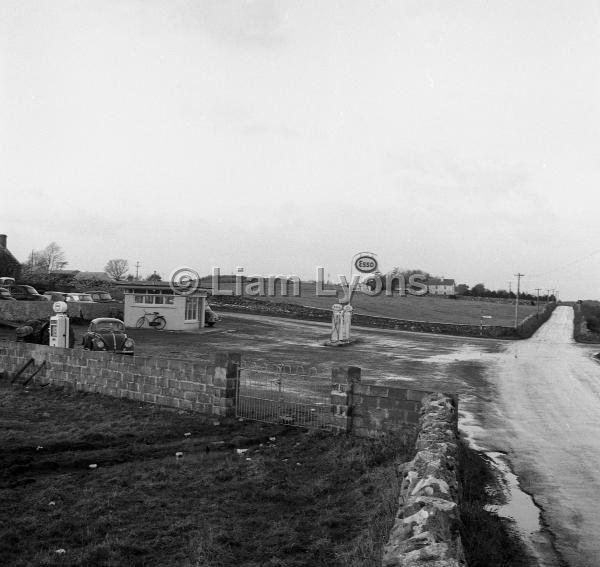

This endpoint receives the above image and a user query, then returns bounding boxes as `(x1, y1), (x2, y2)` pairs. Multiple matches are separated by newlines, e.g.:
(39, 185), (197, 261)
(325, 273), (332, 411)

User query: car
(0, 287), (16, 301)
(205, 305), (219, 327)
(0, 277), (16, 287)
(82, 318), (134, 355)
(88, 290), (118, 302)
(65, 292), (94, 303)
(6, 284), (46, 301)
(43, 291), (68, 302)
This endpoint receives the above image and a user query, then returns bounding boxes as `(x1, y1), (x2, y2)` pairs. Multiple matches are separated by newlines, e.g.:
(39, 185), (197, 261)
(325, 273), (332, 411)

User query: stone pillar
(212, 352), (241, 417)
(331, 303), (343, 343)
(330, 366), (361, 433)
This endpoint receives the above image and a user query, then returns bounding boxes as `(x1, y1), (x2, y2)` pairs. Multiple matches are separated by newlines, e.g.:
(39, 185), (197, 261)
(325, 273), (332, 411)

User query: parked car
(0, 287), (16, 301)
(6, 284), (46, 301)
(205, 305), (219, 327)
(43, 291), (68, 302)
(0, 277), (16, 287)
(65, 293), (94, 303)
(82, 318), (134, 355)
(88, 290), (118, 302)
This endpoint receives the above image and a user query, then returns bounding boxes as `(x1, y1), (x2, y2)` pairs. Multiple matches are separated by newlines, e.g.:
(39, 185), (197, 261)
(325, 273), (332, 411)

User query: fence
(0, 344), (436, 437)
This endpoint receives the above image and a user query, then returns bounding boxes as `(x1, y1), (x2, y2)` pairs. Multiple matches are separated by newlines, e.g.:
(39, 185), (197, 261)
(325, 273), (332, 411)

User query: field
(210, 281), (541, 327)
(0, 382), (414, 567)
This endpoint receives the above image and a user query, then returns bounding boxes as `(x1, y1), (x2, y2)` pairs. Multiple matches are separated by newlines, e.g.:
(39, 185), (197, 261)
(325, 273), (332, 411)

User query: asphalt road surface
(466, 306), (600, 567)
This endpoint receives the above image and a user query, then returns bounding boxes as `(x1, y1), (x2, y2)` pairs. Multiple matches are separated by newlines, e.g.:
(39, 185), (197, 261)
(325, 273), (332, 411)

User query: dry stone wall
(383, 393), (466, 567)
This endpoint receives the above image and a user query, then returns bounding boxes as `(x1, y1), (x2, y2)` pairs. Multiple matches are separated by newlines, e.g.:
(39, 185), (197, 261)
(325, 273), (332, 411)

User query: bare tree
(43, 242), (68, 272)
(104, 258), (129, 281)
(23, 242), (68, 275)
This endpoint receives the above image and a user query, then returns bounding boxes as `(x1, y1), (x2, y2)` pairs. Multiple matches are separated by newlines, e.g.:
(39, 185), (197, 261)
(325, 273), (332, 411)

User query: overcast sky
(1, 1), (599, 299)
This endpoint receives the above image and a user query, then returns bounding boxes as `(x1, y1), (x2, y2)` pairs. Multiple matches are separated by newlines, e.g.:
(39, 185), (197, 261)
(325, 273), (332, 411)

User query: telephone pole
(135, 261), (141, 280)
(534, 288), (541, 318)
(514, 273), (524, 328)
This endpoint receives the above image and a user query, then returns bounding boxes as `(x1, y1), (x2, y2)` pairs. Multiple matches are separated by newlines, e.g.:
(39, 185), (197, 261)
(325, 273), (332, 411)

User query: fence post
(213, 352), (241, 417)
(330, 366), (361, 433)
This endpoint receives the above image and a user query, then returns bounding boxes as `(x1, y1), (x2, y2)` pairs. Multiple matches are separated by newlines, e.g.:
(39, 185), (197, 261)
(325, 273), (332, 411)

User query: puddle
(460, 401), (562, 567)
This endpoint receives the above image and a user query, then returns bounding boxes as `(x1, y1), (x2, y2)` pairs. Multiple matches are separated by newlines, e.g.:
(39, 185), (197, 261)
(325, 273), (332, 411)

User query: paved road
(468, 306), (600, 567)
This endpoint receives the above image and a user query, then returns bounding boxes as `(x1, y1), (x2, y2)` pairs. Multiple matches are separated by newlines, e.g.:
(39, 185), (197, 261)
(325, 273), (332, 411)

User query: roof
(426, 278), (456, 286)
(74, 271), (113, 281)
(117, 281), (210, 295)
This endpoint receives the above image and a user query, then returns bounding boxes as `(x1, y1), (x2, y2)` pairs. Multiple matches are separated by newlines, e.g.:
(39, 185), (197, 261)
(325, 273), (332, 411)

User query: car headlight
(95, 339), (105, 349)
(124, 338), (134, 348)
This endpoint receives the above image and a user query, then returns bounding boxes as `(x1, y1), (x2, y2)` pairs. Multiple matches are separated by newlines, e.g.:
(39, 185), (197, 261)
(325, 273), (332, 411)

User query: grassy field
(1, 382), (414, 567)
(211, 281), (540, 326)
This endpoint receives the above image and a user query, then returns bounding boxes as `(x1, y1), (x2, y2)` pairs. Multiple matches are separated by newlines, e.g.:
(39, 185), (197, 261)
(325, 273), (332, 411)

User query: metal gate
(235, 361), (332, 430)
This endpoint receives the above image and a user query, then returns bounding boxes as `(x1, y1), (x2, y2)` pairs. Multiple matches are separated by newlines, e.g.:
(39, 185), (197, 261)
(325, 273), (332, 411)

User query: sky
(1, 0), (599, 299)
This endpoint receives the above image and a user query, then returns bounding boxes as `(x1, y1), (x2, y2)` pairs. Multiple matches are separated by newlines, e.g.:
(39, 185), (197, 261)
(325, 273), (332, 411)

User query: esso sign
(354, 256), (378, 273)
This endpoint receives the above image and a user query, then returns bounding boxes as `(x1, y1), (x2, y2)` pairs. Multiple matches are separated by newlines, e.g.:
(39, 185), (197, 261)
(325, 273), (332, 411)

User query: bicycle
(136, 311), (167, 330)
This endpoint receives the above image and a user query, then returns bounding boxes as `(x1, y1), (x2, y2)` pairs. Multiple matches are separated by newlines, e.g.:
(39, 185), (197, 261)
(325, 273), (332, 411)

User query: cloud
(176, 0), (287, 48)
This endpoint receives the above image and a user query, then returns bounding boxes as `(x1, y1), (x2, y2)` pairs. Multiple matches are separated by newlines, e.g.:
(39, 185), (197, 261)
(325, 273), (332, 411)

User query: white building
(426, 278), (456, 296)
(119, 282), (209, 331)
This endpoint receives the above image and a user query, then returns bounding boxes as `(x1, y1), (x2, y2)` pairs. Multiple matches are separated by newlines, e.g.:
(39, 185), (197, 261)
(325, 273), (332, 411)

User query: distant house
(426, 278), (456, 296)
(0, 234), (21, 279)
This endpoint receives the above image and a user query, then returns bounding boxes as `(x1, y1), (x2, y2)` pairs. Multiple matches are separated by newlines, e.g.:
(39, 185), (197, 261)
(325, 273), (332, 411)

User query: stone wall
(0, 301), (123, 323)
(211, 295), (556, 339)
(0, 343), (239, 417)
(383, 393), (465, 567)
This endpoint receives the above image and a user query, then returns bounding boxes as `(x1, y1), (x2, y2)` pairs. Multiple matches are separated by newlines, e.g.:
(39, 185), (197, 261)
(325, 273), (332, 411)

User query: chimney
(0, 234), (6, 248)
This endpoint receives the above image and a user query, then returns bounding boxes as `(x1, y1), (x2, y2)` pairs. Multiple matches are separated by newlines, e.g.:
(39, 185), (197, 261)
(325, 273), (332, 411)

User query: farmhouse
(426, 278), (456, 296)
(0, 234), (21, 279)
(119, 281), (210, 331)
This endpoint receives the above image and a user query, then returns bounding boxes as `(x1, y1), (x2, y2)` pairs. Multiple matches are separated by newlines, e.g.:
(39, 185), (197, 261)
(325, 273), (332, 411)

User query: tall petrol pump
(49, 301), (70, 348)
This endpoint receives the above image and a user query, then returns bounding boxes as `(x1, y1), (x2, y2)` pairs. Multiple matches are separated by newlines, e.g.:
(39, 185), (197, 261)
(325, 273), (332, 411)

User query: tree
(146, 271), (162, 283)
(471, 283), (487, 297)
(22, 242), (67, 276)
(104, 259), (129, 281)
(456, 283), (469, 296)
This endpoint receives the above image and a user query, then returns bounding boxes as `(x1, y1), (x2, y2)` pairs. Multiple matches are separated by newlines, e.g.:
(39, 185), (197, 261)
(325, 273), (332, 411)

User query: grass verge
(1, 382), (414, 567)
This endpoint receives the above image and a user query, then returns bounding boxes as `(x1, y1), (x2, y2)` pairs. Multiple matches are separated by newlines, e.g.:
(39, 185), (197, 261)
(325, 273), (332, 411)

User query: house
(426, 278), (456, 296)
(0, 234), (21, 279)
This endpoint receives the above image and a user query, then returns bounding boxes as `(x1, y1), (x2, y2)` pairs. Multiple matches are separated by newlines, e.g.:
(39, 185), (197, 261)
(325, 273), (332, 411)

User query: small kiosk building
(119, 282), (209, 331)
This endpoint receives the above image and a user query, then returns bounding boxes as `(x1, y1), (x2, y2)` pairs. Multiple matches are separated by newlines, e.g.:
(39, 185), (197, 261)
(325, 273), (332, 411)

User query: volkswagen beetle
(82, 318), (134, 355)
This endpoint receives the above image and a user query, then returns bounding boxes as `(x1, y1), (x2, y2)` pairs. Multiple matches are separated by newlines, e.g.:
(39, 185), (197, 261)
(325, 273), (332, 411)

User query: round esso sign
(354, 256), (378, 273)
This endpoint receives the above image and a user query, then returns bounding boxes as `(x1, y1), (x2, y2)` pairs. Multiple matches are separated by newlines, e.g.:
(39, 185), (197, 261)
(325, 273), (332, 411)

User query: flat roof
(118, 282), (209, 295)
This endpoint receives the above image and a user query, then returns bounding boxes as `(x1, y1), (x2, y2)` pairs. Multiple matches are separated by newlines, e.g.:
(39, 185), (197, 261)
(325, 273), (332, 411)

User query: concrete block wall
(330, 366), (435, 437)
(0, 343), (239, 417)
(352, 383), (432, 437)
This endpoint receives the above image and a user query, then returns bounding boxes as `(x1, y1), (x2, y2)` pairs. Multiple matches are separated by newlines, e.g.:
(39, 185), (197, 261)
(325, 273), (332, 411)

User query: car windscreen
(99, 293), (112, 300)
(23, 286), (40, 294)
(93, 321), (124, 332)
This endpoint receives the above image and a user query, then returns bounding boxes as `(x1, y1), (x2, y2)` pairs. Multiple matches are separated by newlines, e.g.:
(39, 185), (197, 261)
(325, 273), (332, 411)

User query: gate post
(330, 366), (361, 433)
(212, 352), (241, 417)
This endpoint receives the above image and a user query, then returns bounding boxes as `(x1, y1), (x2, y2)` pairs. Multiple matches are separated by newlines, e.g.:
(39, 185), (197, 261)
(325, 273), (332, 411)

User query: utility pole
(514, 273), (524, 328)
(546, 289), (551, 304)
(535, 288), (541, 318)
(135, 261), (141, 280)
(555, 290), (559, 302)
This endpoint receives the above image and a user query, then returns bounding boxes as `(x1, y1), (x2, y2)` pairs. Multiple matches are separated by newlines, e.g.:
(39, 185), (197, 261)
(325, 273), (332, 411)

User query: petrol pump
(49, 301), (70, 347)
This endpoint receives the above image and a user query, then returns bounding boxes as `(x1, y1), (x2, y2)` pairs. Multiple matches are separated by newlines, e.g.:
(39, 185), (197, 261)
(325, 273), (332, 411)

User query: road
(465, 306), (600, 567)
